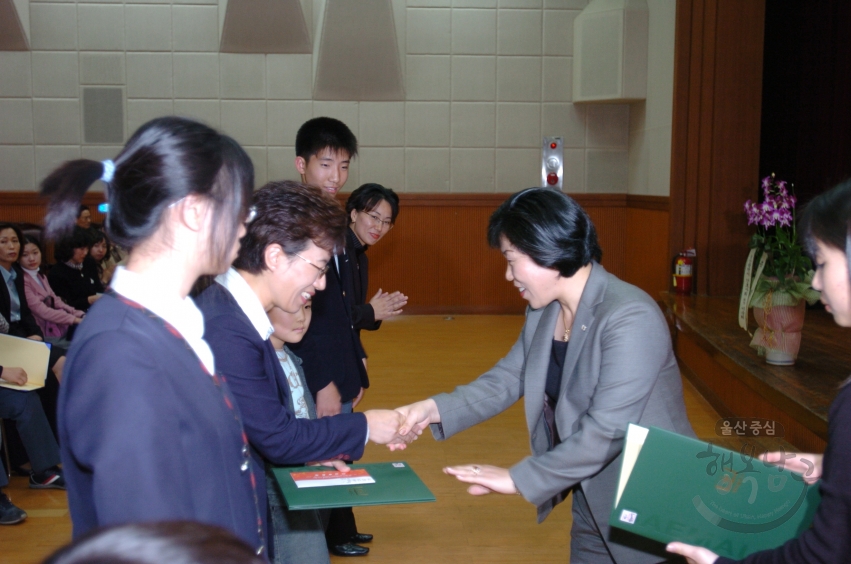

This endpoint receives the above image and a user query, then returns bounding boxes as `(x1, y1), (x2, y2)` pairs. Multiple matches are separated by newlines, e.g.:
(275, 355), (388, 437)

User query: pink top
(22, 268), (84, 338)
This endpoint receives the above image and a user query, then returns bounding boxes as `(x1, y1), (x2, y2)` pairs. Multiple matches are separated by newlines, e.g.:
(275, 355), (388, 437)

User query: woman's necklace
(562, 311), (572, 342)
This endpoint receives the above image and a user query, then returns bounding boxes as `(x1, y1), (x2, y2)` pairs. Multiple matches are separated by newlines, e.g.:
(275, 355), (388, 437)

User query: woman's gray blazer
(431, 262), (695, 563)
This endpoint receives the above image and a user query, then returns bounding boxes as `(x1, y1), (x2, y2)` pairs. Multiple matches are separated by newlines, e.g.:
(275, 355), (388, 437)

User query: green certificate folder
(272, 462), (436, 510)
(610, 425), (821, 560)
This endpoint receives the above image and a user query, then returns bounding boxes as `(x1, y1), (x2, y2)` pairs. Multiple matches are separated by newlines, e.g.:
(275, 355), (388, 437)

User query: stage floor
(3, 314), (730, 564)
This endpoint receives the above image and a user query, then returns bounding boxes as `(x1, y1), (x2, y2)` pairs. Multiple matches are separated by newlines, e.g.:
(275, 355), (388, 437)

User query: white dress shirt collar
(111, 266), (216, 374)
(216, 268), (273, 341)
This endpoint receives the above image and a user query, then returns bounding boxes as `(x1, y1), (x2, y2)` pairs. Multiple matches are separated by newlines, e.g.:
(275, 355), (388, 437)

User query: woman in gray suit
(396, 188), (694, 564)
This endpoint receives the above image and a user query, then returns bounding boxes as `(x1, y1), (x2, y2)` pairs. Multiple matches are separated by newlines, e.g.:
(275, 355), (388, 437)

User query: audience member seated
(87, 230), (117, 286)
(0, 312), (66, 525)
(42, 521), (265, 564)
(75, 206), (92, 231)
(19, 236), (84, 347)
(48, 227), (104, 313)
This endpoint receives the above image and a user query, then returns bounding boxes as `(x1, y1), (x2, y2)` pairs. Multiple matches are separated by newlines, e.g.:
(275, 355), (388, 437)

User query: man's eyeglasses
(361, 211), (394, 230)
(293, 253), (330, 277)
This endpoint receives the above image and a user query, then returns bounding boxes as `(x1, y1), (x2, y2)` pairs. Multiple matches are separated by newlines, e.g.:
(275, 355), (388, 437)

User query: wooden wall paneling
(625, 207), (670, 298)
(669, 0), (766, 296)
(584, 206), (626, 281)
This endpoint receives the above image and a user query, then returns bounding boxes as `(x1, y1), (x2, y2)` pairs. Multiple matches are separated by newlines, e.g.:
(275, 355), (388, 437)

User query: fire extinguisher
(672, 249), (696, 295)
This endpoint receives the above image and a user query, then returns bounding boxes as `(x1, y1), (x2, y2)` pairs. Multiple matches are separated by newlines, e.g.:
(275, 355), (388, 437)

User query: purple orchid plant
(742, 174), (817, 305)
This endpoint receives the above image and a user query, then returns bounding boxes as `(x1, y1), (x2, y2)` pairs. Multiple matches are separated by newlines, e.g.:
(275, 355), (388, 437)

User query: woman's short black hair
(487, 188), (602, 278)
(799, 179), (851, 276)
(43, 521), (265, 564)
(233, 181), (348, 275)
(295, 117), (358, 161)
(41, 117), (253, 269)
(53, 227), (92, 263)
(345, 183), (400, 223)
(0, 223), (25, 255)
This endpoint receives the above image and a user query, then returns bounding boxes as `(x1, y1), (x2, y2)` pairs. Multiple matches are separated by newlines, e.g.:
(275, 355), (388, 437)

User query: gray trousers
(0, 387), (60, 488)
(266, 470), (331, 564)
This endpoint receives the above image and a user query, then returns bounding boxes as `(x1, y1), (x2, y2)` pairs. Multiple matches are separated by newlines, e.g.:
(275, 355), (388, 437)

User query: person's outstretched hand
(395, 398), (439, 438)
(364, 409), (417, 450)
(666, 542), (719, 564)
(443, 464), (517, 495)
(308, 460), (350, 472)
(369, 289), (408, 320)
(760, 451), (823, 484)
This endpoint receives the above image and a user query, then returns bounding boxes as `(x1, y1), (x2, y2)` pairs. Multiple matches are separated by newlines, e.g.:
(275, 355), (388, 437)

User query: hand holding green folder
(610, 425), (820, 560)
(272, 461), (436, 510)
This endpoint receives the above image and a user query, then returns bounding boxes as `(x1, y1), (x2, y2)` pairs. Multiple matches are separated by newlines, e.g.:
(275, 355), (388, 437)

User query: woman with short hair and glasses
(395, 188), (695, 564)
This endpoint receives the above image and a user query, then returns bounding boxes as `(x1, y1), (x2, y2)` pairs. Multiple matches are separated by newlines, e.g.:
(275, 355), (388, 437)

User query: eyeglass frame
(359, 210), (394, 230)
(292, 252), (330, 278)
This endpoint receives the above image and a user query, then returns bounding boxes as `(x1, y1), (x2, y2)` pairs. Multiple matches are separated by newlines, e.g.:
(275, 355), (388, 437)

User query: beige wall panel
(496, 56), (541, 101)
(358, 147), (406, 190)
(32, 99), (80, 144)
(125, 5), (172, 52)
(450, 55), (496, 101)
(126, 99), (173, 134)
(451, 9), (496, 55)
(0, 98), (33, 144)
(542, 102), (584, 146)
(542, 8), (576, 55)
(0, 146), (35, 191)
(406, 8), (451, 54)
(500, 0), (543, 7)
(497, 9), (542, 55)
(454, 0), (497, 6)
(542, 56), (571, 102)
(586, 148), (628, 192)
(173, 99), (220, 127)
(266, 55), (313, 100)
(173, 53), (219, 99)
(173, 6), (219, 52)
(561, 147), (585, 192)
(79, 53), (125, 85)
(405, 102), (450, 147)
(243, 146), (268, 187)
(77, 4), (124, 51)
(405, 55), (450, 100)
(267, 146), (296, 182)
(220, 100), (266, 146)
(266, 100), (313, 146)
(450, 148), (495, 192)
(359, 102), (405, 147)
(404, 148), (449, 192)
(126, 53), (173, 98)
(34, 145), (80, 185)
(544, 0), (588, 8)
(29, 3), (77, 50)
(495, 147), (538, 191)
(0, 53), (31, 97)
(219, 54), (265, 100)
(450, 102), (495, 147)
(495, 102), (539, 147)
(408, 0), (450, 6)
(31, 52), (79, 98)
(586, 103), (630, 147)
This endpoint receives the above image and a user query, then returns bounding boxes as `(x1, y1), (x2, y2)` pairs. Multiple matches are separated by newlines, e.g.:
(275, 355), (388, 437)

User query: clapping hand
(370, 289), (408, 321)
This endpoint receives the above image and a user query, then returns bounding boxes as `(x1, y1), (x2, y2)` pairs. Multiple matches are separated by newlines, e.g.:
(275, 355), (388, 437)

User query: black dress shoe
(329, 543), (369, 557)
(350, 533), (373, 544)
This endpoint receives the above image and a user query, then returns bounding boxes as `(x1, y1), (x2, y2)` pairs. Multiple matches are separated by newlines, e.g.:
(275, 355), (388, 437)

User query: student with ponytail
(44, 117), (266, 555)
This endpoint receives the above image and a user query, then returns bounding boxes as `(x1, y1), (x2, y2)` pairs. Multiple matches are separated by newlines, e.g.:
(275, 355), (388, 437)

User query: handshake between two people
(357, 399), (519, 496)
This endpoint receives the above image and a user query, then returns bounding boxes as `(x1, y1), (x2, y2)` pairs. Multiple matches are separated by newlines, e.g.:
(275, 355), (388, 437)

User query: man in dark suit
(195, 182), (411, 561)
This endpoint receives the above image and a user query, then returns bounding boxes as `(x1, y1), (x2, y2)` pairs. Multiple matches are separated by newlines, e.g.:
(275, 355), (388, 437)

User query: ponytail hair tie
(101, 160), (115, 184)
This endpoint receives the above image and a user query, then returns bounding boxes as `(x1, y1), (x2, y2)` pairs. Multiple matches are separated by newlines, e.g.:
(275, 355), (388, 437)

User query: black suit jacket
(346, 229), (380, 335)
(289, 244), (369, 403)
(48, 261), (104, 313)
(1, 263), (43, 338)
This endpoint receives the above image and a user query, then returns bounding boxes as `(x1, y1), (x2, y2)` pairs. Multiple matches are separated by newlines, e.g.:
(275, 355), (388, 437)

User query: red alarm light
(550, 142), (557, 149)
(547, 173), (559, 185)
